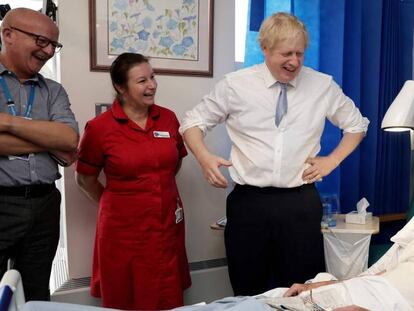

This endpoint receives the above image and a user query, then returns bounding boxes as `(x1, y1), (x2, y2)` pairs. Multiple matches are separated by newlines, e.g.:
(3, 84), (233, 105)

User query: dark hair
(110, 53), (149, 100)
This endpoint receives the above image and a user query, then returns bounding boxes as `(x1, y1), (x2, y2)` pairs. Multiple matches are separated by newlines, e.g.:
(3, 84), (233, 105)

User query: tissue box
(345, 211), (372, 224)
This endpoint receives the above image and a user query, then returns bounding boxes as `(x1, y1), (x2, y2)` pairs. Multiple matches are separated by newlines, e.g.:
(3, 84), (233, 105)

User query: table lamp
(381, 80), (414, 217)
(381, 80), (414, 132)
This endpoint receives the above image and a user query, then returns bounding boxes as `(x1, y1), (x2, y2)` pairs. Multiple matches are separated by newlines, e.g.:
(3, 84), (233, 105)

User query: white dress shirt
(180, 63), (369, 188)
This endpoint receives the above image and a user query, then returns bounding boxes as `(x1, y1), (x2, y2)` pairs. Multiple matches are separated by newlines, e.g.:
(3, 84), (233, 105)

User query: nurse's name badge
(175, 206), (183, 224)
(153, 131), (170, 138)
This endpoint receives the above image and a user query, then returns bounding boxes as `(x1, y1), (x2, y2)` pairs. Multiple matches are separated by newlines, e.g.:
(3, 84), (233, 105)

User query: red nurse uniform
(75, 100), (191, 310)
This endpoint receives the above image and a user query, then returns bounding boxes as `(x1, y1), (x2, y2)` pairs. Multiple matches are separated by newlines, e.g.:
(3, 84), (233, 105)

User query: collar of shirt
(111, 99), (161, 131)
(0, 63), (42, 86)
(262, 62), (299, 89)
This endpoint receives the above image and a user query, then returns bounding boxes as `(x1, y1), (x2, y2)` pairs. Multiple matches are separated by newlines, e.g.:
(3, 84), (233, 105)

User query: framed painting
(89, 0), (214, 76)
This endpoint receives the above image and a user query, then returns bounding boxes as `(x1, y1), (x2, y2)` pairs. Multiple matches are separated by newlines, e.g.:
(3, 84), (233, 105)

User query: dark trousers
(0, 187), (61, 301)
(224, 184), (325, 296)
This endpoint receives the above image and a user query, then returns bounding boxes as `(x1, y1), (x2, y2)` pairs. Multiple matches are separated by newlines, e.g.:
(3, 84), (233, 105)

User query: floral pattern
(108, 0), (199, 60)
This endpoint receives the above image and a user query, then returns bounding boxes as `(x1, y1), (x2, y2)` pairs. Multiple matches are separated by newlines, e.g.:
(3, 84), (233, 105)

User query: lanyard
(0, 75), (36, 119)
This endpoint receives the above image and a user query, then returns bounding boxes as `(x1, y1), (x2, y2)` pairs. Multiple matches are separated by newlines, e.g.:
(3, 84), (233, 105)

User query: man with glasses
(8, 26), (63, 52)
(0, 8), (78, 301)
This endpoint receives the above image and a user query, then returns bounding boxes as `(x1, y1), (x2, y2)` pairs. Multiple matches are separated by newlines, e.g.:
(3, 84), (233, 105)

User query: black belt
(0, 183), (56, 198)
(234, 183), (315, 194)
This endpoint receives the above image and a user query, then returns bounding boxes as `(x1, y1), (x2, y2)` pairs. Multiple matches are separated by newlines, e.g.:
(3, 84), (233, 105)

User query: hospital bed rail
(0, 270), (25, 311)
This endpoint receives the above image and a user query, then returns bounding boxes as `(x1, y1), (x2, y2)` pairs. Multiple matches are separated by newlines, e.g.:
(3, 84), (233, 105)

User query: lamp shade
(381, 80), (414, 131)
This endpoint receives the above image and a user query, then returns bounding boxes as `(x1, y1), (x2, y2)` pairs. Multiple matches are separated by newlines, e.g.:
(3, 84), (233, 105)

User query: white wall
(59, 0), (235, 278)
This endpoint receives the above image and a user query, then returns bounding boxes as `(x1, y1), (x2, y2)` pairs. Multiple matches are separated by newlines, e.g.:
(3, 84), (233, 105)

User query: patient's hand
(283, 280), (338, 297)
(283, 283), (311, 297)
(333, 306), (369, 311)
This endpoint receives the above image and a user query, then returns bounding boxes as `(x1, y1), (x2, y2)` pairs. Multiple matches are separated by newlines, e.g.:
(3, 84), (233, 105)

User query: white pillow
(391, 217), (414, 247)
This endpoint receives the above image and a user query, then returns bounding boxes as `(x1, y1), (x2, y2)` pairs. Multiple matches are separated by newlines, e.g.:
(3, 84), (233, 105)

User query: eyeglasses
(10, 26), (63, 53)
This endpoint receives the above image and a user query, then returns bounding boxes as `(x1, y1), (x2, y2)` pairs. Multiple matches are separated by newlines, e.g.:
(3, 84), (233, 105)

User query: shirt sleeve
(325, 80), (369, 134)
(179, 77), (231, 135)
(48, 82), (79, 133)
(75, 120), (104, 175)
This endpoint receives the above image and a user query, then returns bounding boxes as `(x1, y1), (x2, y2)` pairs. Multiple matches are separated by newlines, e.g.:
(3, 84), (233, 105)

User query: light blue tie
(275, 82), (288, 126)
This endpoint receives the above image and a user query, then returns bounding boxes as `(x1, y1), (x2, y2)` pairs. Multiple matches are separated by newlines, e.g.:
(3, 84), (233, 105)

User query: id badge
(175, 197), (184, 224)
(153, 131), (170, 138)
(175, 207), (183, 224)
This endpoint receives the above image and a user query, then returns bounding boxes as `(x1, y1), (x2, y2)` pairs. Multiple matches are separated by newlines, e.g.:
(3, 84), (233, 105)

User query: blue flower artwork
(172, 44), (186, 55)
(137, 30), (150, 40)
(108, 0), (199, 60)
(159, 36), (174, 48)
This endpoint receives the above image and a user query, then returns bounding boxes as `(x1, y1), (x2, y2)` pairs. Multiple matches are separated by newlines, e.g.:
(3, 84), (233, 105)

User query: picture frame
(89, 0), (214, 76)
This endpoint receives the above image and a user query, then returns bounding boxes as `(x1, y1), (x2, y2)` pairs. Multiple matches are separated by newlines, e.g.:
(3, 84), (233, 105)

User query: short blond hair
(258, 12), (308, 51)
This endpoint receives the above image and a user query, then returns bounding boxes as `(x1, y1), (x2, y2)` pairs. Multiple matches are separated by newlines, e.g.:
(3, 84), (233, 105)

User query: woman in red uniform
(75, 53), (191, 310)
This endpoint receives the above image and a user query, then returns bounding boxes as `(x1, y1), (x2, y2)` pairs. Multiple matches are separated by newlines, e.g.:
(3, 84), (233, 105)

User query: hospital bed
(2, 216), (414, 311)
(1, 269), (411, 311)
(0, 272), (270, 311)
(1, 268), (413, 311)
(0, 270), (278, 311)
(0, 269), (119, 311)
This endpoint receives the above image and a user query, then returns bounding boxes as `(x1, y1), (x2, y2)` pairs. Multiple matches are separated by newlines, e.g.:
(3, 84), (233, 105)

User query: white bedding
(261, 236), (414, 311)
(362, 217), (414, 276)
(261, 275), (413, 311)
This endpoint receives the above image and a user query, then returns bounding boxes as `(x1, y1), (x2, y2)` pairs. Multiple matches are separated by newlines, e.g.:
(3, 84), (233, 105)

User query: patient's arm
(284, 268), (388, 298)
(283, 281), (338, 297)
(333, 306), (369, 311)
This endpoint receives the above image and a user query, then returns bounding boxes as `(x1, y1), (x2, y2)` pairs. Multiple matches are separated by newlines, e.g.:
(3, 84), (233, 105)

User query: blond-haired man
(180, 12), (369, 295)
